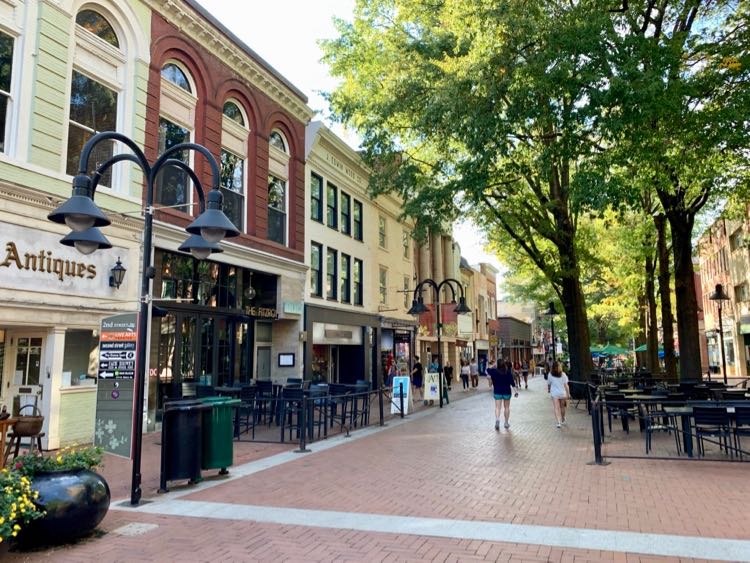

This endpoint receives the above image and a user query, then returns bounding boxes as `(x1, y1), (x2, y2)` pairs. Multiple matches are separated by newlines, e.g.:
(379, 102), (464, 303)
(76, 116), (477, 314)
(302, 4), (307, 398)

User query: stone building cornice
(147, 0), (314, 124)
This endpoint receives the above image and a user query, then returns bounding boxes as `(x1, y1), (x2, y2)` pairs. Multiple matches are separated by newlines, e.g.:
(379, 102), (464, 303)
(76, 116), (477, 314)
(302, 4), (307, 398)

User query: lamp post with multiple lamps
(47, 131), (240, 505)
(709, 283), (731, 385)
(545, 302), (558, 363)
(407, 278), (471, 408)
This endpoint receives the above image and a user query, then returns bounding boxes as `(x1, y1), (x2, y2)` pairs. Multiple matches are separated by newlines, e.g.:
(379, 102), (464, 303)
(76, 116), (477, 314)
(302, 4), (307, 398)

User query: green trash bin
(199, 397), (240, 472)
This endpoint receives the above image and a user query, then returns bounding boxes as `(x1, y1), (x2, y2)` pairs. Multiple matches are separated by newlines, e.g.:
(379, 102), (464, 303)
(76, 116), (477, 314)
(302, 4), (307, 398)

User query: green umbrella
(600, 343), (629, 355)
(633, 343), (647, 352)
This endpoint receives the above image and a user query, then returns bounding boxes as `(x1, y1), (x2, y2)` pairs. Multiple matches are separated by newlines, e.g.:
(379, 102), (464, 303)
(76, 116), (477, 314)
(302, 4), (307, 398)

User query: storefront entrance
(0, 331), (45, 415)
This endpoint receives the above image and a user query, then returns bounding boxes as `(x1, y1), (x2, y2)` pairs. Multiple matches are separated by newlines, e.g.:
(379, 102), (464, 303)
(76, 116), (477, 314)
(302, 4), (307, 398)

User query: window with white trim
(220, 100), (248, 232)
(0, 31), (14, 153)
(157, 61), (196, 213)
(268, 129), (290, 245)
(379, 266), (388, 305)
(67, 9), (123, 188)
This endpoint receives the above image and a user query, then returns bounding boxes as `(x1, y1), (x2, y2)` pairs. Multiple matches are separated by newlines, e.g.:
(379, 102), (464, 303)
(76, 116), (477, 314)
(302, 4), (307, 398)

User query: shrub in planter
(0, 468), (44, 547)
(14, 446), (110, 546)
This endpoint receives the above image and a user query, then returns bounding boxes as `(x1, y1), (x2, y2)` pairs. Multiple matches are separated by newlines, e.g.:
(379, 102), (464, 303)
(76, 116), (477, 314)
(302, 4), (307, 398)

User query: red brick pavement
(7, 376), (748, 561)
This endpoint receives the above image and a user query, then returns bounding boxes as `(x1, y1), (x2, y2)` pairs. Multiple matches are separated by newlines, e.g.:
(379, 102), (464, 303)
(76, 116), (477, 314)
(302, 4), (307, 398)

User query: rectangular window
(268, 175), (287, 245)
(156, 117), (190, 212)
(327, 182), (338, 229)
(730, 229), (743, 252)
(67, 70), (118, 187)
(341, 253), (351, 303)
(341, 192), (351, 235)
(310, 172), (323, 222)
(311, 242), (322, 297)
(353, 200), (363, 241)
(402, 230), (410, 258)
(354, 259), (363, 306)
(220, 148), (244, 231)
(403, 276), (410, 308)
(379, 266), (387, 305)
(326, 248), (338, 299)
(0, 32), (13, 153)
(379, 216), (387, 248)
(735, 283), (749, 302)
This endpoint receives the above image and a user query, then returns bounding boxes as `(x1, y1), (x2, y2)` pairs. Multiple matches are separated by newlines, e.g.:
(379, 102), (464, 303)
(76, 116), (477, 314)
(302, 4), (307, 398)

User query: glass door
(9, 333), (44, 415)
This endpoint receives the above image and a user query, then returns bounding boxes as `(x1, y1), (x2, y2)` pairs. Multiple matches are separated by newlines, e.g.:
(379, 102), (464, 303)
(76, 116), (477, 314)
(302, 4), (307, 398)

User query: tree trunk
(644, 252), (660, 372)
(664, 211), (701, 382)
(636, 293), (647, 369)
(654, 214), (677, 380)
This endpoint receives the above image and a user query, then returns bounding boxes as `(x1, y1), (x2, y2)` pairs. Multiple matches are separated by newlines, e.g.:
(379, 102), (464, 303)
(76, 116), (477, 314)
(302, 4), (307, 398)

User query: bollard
(589, 400), (608, 465)
(378, 385), (384, 426)
(295, 395), (309, 453)
(399, 382), (404, 418)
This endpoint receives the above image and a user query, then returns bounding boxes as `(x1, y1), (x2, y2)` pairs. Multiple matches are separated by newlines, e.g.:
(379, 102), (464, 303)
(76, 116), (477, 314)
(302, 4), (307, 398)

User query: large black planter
(19, 469), (110, 546)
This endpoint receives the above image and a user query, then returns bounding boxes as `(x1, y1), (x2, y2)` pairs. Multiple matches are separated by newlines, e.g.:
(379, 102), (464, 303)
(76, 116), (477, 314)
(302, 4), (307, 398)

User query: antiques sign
(0, 222), (123, 297)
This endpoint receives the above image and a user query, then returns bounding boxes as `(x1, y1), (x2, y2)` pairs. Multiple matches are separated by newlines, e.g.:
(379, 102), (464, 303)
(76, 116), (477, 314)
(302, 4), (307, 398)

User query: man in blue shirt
(487, 360), (519, 430)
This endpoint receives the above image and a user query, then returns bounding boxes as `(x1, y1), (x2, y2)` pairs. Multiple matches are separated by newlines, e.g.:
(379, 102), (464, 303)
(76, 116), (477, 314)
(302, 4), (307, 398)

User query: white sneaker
(504, 422), (510, 429)
(556, 422), (561, 428)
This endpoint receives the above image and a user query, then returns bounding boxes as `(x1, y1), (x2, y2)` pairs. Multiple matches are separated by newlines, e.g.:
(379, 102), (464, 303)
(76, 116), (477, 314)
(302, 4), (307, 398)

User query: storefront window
(62, 330), (97, 382)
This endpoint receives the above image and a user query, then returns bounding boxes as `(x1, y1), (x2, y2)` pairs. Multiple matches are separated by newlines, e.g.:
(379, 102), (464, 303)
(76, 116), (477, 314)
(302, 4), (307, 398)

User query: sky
(197, 0), (505, 283)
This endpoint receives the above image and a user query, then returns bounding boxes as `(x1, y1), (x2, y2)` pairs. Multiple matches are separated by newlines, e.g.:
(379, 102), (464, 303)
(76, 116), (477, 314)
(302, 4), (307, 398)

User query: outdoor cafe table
(663, 405), (737, 458)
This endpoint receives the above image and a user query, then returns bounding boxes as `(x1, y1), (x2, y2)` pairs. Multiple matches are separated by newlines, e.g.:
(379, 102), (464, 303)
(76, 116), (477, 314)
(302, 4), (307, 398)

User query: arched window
(66, 8), (123, 188)
(223, 101), (243, 125)
(156, 61), (197, 213)
(220, 100), (249, 231)
(161, 63), (191, 93)
(267, 129), (289, 245)
(75, 9), (119, 47)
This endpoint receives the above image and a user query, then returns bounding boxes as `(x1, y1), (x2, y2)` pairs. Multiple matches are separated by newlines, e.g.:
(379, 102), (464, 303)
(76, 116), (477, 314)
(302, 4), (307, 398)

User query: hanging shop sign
(0, 222), (124, 297)
(457, 314), (473, 338)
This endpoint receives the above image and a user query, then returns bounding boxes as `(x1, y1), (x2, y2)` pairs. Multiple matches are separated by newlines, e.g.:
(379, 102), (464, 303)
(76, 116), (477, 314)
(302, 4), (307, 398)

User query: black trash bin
(160, 399), (211, 493)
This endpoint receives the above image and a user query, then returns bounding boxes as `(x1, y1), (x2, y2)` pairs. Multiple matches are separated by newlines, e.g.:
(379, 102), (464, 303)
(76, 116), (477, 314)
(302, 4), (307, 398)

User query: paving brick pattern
(7, 376), (748, 561)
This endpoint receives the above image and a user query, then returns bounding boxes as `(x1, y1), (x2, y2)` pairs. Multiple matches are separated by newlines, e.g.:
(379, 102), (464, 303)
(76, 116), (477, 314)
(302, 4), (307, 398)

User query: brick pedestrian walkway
(8, 376), (750, 562)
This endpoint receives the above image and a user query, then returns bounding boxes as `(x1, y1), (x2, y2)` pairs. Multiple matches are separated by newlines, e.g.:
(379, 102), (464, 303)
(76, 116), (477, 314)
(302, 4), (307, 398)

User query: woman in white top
(547, 361), (570, 428)
(460, 359), (470, 390)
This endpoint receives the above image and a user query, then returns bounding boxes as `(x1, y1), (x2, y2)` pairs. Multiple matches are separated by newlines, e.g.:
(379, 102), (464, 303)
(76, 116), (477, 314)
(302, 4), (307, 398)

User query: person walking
(411, 356), (424, 402)
(521, 359), (529, 389)
(547, 361), (570, 428)
(529, 358), (536, 378)
(469, 358), (479, 388)
(443, 360), (454, 391)
(488, 360), (518, 430)
(460, 359), (470, 390)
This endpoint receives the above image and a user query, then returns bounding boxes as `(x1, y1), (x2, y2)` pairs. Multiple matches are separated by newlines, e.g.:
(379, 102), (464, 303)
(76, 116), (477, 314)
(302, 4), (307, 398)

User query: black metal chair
(732, 406), (750, 460)
(279, 387), (305, 442)
(693, 406), (732, 458)
(604, 392), (634, 433)
(350, 382), (370, 428)
(328, 384), (351, 430)
(638, 402), (681, 455)
(307, 386), (328, 440)
(238, 385), (258, 438)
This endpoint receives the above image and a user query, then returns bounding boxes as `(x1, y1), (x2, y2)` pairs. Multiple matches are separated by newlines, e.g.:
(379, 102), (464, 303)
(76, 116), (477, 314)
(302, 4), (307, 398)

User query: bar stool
(4, 432), (45, 466)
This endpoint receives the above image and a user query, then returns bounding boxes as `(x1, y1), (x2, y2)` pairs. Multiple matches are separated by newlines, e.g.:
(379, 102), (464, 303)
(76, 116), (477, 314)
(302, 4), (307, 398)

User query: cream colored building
(304, 122), (417, 385)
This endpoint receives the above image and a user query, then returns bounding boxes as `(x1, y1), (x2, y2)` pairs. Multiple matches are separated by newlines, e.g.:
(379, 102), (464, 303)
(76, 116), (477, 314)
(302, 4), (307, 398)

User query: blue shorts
(493, 393), (512, 400)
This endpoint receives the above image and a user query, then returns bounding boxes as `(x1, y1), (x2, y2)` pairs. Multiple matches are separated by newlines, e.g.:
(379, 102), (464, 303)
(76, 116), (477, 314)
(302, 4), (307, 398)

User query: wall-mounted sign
(312, 322), (363, 345)
(244, 306), (277, 319)
(278, 353), (295, 367)
(457, 314), (473, 337)
(0, 221), (125, 297)
(283, 301), (303, 315)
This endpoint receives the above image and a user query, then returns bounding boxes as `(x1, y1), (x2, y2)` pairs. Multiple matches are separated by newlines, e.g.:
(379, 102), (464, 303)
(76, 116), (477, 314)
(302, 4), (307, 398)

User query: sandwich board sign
(390, 375), (411, 415)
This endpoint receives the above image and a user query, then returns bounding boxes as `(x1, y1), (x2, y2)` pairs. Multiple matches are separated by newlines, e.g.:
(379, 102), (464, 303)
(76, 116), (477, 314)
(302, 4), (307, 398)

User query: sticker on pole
(390, 375), (411, 415)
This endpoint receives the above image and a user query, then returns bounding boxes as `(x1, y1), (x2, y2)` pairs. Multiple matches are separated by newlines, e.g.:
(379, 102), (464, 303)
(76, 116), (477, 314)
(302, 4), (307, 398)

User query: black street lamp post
(407, 278), (471, 408)
(709, 283), (731, 385)
(545, 302), (558, 363)
(48, 131), (239, 505)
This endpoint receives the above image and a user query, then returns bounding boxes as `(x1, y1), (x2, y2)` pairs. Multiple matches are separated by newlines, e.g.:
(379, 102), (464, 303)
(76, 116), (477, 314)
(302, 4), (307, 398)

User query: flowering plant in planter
(0, 468), (43, 545)
(13, 445), (103, 477)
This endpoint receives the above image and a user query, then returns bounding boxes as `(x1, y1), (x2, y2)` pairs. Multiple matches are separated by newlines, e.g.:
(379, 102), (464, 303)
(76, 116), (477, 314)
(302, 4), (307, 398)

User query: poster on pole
(391, 375), (411, 415)
(95, 313), (138, 458)
(424, 372), (440, 401)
